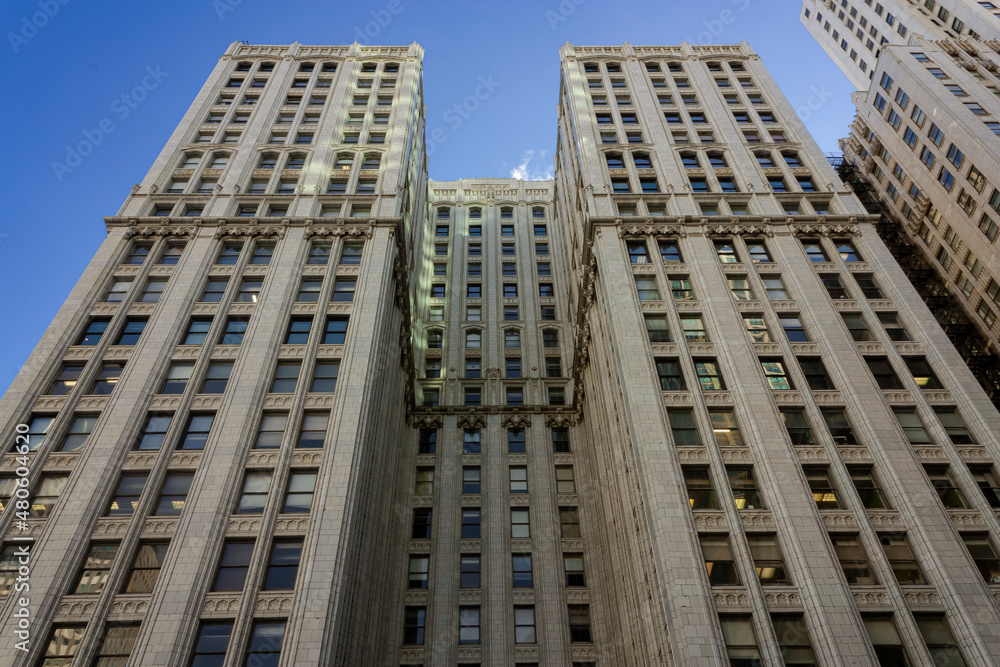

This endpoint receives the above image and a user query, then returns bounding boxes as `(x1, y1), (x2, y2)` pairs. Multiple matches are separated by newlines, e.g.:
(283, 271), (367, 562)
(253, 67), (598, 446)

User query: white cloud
(509, 149), (554, 181)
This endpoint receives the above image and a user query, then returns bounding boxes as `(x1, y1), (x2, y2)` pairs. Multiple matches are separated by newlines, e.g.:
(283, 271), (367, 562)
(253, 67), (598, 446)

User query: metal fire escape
(830, 156), (1000, 409)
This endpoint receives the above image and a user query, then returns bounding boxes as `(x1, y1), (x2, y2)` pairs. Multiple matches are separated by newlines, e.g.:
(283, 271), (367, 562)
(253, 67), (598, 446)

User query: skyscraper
(801, 0), (1000, 403)
(2, 40), (1000, 666)
(800, 0), (1000, 90)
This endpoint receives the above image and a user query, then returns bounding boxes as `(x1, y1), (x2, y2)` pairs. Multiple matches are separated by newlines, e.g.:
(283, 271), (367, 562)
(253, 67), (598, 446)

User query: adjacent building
(800, 0), (1000, 90)
(802, 0), (1000, 404)
(1, 39), (1000, 666)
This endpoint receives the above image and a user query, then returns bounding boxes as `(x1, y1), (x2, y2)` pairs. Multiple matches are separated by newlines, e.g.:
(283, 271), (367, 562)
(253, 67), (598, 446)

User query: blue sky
(0, 0), (854, 391)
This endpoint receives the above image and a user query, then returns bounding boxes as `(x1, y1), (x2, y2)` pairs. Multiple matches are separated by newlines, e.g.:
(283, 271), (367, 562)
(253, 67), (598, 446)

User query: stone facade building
(800, 0), (1000, 90)
(802, 0), (1000, 403)
(1, 40), (1000, 666)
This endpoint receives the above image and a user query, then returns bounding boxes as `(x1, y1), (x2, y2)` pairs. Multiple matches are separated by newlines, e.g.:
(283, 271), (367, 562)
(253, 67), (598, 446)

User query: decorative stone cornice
(457, 415), (487, 429)
(501, 415), (532, 429)
(213, 225), (285, 239)
(123, 225), (194, 238)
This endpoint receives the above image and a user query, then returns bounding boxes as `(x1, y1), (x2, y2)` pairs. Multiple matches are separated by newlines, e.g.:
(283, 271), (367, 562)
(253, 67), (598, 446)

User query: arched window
(605, 153), (624, 169)
(500, 207), (513, 219)
(286, 153), (307, 170)
(209, 152), (230, 169)
(627, 239), (649, 264)
(335, 153), (354, 170)
(781, 151), (802, 167)
(259, 62), (275, 72)
(466, 330), (481, 349)
(505, 330), (521, 349)
(362, 153), (381, 169)
(584, 62), (599, 73)
(707, 152), (727, 168)
(469, 207), (482, 219)
(543, 329), (559, 347)
(754, 152), (775, 168)
(235, 61), (252, 72)
(427, 329), (443, 349)
(680, 152), (699, 168)
(632, 153), (651, 169)
(299, 62), (315, 72)
(437, 207), (451, 219)
(180, 152), (202, 169)
(259, 153), (278, 169)
(532, 207), (545, 218)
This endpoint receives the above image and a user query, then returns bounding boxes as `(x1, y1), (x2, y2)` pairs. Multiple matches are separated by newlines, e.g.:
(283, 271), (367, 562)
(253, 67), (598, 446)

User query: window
(324, 317), (348, 344)
(48, 364), (83, 396)
(961, 534), (1000, 583)
(201, 362), (232, 394)
(762, 277), (788, 300)
(831, 535), (877, 584)
(139, 278), (167, 303)
(799, 358), (833, 390)
(806, 467), (840, 508)
(462, 508), (481, 538)
(748, 534), (789, 584)
(134, 414), (171, 451)
(656, 359), (685, 391)
(760, 359), (793, 390)
(332, 278), (356, 302)
(728, 277), (754, 301)
(71, 542), (119, 594)
(403, 607), (426, 645)
(801, 240), (828, 262)
(154, 473), (193, 515)
(694, 359), (725, 390)
(627, 239), (649, 263)
(507, 387), (524, 406)
(219, 317), (248, 346)
(668, 410), (700, 446)
(512, 508), (531, 538)
(776, 315), (806, 342)
(512, 553), (533, 587)
(283, 472), (316, 513)
(781, 409), (815, 445)
(309, 361), (339, 393)
(460, 607), (480, 644)
(744, 316), (770, 342)
(505, 329), (521, 348)
(104, 278), (132, 303)
(854, 274), (883, 299)
(866, 358), (902, 389)
(701, 535), (740, 584)
(721, 618), (763, 664)
(263, 540), (301, 590)
(235, 278), (262, 303)
(509, 467), (528, 494)
(39, 626), (87, 665)
(178, 414), (214, 450)
(77, 319), (110, 346)
(710, 410), (742, 446)
(568, 605), (592, 643)
(552, 427), (570, 453)
(514, 606), (536, 644)
(670, 278), (693, 302)
(243, 622), (286, 665)
(926, 466), (967, 507)
(120, 542), (168, 596)
(560, 506), (581, 538)
(408, 556), (430, 589)
(236, 472), (271, 514)
(53, 414), (94, 453)
(297, 412), (328, 448)
(822, 409), (858, 446)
